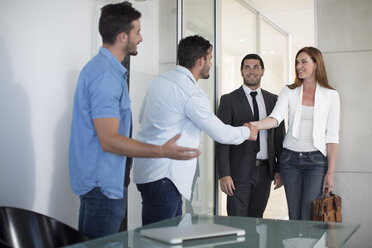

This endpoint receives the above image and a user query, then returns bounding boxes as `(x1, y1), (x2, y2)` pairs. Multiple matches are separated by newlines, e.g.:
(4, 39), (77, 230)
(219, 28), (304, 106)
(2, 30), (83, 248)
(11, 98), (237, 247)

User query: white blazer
(270, 83), (340, 156)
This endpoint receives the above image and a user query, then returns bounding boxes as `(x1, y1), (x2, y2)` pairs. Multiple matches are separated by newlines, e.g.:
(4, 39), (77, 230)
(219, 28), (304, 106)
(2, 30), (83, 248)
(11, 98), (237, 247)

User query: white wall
(0, 0), (166, 230)
(0, 0), (101, 227)
(316, 0), (372, 247)
(0, 0), (160, 229)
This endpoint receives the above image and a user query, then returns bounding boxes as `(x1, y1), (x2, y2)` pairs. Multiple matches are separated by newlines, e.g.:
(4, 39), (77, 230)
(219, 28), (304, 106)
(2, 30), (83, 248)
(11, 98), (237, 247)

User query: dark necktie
(250, 91), (260, 152)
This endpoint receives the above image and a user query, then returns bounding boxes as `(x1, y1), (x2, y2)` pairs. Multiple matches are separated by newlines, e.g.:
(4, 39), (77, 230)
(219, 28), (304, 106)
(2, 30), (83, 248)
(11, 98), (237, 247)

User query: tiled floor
(263, 184), (288, 220)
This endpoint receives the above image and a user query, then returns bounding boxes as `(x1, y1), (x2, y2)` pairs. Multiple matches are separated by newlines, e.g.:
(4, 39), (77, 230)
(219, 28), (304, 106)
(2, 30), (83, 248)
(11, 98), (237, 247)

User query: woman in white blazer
(250, 47), (340, 220)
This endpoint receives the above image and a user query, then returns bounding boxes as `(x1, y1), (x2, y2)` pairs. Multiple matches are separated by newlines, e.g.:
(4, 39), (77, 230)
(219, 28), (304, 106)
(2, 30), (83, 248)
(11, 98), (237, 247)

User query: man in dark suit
(216, 54), (285, 218)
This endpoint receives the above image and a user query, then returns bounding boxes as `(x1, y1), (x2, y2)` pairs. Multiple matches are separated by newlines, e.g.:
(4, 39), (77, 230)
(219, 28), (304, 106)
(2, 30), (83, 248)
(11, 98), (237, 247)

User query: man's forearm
(99, 132), (200, 160)
(101, 134), (162, 158)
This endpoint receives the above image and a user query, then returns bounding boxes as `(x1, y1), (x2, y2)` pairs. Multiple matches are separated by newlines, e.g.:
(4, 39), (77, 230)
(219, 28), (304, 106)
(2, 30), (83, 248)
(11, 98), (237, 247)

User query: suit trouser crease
(227, 164), (271, 218)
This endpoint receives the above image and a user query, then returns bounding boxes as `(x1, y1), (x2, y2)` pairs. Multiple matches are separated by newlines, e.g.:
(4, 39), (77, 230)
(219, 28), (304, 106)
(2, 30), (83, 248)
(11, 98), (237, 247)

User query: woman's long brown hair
(288, 47), (334, 90)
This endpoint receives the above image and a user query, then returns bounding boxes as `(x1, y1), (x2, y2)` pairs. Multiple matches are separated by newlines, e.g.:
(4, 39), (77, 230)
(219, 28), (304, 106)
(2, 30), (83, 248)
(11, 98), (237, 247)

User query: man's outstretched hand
(244, 122), (258, 141)
(161, 133), (201, 160)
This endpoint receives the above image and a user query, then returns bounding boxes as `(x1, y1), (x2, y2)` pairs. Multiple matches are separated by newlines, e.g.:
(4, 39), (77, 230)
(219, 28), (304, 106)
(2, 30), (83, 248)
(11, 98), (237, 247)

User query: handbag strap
(322, 190), (336, 198)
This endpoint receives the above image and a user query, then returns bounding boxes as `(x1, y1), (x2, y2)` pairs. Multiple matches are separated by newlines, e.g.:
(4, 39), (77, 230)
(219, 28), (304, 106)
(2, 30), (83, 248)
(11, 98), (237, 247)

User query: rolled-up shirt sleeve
(184, 93), (250, 145)
(90, 73), (121, 119)
(325, 91), (340, 144)
(269, 86), (290, 127)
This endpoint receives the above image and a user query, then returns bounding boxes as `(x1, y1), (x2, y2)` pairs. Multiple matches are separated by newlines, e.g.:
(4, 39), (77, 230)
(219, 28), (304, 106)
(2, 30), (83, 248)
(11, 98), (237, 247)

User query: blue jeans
(137, 178), (183, 226)
(279, 148), (328, 220)
(78, 187), (127, 238)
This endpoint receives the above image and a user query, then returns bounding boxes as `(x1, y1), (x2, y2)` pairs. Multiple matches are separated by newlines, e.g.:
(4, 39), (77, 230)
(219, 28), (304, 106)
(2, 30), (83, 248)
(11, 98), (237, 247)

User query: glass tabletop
(67, 214), (359, 248)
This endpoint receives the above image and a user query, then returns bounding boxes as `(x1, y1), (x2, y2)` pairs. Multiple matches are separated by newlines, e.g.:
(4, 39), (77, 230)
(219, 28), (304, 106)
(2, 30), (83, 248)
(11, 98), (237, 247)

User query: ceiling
(246, 0), (315, 54)
(185, 0), (314, 58)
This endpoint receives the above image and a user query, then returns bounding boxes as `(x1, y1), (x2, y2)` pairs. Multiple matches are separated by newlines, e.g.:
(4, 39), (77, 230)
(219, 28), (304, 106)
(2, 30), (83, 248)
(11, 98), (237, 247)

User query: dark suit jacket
(216, 86), (285, 182)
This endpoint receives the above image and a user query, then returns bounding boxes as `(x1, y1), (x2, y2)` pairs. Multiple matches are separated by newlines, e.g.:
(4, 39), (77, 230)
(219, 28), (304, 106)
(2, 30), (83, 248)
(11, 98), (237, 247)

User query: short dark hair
(240, 54), (265, 70)
(99, 3), (141, 45)
(177, 35), (212, 69)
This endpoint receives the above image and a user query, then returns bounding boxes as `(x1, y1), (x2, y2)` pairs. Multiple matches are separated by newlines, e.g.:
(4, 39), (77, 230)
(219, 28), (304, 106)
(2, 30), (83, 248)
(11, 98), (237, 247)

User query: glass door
(128, 0), (178, 229)
(217, 0), (289, 218)
(182, 0), (216, 216)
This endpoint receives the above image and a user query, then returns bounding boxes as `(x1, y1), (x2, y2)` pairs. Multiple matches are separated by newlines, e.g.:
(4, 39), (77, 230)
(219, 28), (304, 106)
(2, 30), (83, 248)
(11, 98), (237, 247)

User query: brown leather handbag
(313, 191), (342, 222)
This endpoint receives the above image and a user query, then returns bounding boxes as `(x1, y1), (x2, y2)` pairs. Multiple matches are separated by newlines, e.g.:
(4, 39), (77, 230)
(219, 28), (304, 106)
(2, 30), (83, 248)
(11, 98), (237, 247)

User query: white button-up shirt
(269, 84), (340, 156)
(242, 85), (268, 160)
(133, 66), (250, 199)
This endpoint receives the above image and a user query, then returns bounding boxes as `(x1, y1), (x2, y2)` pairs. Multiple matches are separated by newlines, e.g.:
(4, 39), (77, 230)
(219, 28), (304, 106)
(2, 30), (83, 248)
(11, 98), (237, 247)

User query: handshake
(244, 122), (259, 141)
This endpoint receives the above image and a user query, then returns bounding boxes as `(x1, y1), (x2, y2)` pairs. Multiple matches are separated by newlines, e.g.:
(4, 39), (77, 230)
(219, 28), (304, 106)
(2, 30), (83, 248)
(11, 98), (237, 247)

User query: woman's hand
(323, 172), (334, 192)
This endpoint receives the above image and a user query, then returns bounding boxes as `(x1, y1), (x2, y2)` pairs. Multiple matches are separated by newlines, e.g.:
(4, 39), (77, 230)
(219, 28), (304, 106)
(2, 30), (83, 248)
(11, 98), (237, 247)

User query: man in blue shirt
(69, 3), (200, 239)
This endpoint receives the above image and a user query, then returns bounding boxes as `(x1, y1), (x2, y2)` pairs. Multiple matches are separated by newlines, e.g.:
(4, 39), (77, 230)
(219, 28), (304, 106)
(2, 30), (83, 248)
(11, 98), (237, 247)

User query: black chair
(0, 207), (88, 248)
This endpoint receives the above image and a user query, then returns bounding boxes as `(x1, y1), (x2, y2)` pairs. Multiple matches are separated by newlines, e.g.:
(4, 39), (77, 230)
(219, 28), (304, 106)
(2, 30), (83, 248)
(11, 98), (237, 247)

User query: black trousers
(227, 164), (272, 218)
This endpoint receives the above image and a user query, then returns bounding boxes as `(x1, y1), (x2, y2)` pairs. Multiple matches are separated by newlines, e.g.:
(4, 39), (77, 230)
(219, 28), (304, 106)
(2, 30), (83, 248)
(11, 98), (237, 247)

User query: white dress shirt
(242, 85), (268, 159)
(133, 66), (250, 200)
(269, 84), (340, 156)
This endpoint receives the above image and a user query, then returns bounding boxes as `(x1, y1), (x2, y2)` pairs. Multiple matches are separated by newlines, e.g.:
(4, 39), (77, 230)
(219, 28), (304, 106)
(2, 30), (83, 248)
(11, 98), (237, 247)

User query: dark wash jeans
(78, 187), (127, 239)
(137, 178), (183, 226)
(279, 148), (328, 220)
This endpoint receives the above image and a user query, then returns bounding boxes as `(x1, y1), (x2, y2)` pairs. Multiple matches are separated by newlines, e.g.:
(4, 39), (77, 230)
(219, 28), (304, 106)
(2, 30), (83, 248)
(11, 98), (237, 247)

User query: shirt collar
(99, 47), (127, 77)
(242, 84), (262, 96)
(175, 65), (198, 85)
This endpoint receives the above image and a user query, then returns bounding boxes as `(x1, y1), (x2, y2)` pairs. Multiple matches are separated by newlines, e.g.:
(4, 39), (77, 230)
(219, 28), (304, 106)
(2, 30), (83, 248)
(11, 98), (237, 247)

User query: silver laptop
(140, 223), (245, 245)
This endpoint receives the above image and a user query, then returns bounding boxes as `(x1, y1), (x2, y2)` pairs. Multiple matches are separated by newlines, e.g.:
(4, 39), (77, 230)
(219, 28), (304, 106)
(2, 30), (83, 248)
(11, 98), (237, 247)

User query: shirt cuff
(268, 114), (281, 128)
(326, 135), (339, 144)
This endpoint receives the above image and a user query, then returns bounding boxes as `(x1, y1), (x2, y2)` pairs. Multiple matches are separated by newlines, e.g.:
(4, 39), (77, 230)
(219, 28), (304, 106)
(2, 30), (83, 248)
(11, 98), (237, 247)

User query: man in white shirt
(133, 35), (257, 225)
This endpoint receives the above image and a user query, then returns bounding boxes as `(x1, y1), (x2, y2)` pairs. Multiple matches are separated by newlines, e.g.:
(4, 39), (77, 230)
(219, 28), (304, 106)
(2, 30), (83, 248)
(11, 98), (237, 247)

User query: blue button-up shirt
(69, 47), (131, 199)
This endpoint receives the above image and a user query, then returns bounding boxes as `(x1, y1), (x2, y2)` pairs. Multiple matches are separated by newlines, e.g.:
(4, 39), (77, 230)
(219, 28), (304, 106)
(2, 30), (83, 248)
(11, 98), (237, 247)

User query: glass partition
(159, 0), (177, 73)
(260, 17), (289, 94)
(128, 0), (178, 229)
(183, 0), (216, 216)
(218, 0), (290, 218)
(220, 0), (257, 96)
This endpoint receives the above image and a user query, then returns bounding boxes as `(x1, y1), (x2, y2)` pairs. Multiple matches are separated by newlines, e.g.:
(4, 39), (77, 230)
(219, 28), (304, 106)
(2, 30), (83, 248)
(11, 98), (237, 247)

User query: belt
(282, 148), (322, 158)
(256, 159), (268, 166)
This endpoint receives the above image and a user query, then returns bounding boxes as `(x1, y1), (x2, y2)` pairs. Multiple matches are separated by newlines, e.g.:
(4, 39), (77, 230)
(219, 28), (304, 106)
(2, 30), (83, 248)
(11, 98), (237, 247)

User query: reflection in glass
(220, 0), (257, 96)
(183, 0), (215, 216)
(159, 0), (177, 73)
(260, 18), (289, 95)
